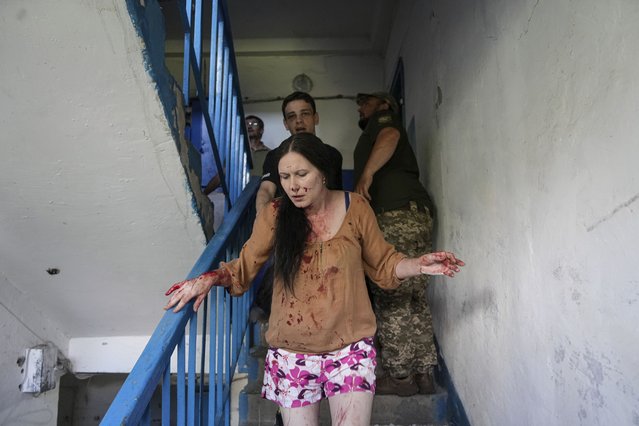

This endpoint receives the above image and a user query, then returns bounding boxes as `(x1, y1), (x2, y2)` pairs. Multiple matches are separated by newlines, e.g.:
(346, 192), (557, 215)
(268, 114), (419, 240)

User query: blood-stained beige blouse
(221, 192), (406, 353)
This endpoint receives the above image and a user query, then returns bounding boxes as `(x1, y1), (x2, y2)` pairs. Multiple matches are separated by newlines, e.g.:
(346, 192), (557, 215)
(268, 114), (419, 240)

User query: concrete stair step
(240, 379), (449, 426)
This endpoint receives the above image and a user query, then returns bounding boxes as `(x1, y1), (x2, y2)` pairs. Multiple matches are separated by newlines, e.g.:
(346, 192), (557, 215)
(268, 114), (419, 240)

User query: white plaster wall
(386, 1), (639, 424)
(0, 0), (207, 377)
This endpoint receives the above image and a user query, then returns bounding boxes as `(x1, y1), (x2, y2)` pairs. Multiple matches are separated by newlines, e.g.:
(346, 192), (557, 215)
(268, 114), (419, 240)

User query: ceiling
(160, 0), (398, 56)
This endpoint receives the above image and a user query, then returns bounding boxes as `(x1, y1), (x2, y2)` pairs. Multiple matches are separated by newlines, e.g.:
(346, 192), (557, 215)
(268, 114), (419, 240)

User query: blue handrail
(102, 0), (256, 423)
(102, 178), (260, 425)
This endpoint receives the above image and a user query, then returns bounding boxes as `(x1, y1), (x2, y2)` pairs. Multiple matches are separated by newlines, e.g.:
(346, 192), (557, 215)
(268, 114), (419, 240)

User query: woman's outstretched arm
(395, 251), (465, 280)
(164, 269), (231, 313)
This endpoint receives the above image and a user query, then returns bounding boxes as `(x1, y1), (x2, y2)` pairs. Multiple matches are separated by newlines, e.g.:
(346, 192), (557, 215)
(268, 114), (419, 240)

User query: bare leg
(328, 392), (374, 426)
(279, 401), (321, 426)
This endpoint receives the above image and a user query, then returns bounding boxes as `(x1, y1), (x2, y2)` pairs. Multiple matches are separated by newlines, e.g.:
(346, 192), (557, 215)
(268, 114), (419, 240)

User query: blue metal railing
(103, 0), (256, 424)
(180, 0), (252, 209)
(102, 178), (260, 425)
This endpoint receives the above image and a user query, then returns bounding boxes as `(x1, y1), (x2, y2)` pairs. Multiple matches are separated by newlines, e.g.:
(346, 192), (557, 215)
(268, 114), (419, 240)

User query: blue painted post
(215, 287), (225, 423)
(181, 0), (192, 106)
(188, 314), (198, 425)
(213, 21), (224, 141)
(162, 365), (171, 426)
(208, 289), (218, 426)
(177, 336), (186, 425)
(194, 0), (203, 77)
(198, 298), (208, 426)
(207, 0), (219, 136)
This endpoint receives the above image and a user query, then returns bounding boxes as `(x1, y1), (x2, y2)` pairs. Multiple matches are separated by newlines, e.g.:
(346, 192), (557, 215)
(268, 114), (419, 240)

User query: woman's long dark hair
(273, 133), (334, 294)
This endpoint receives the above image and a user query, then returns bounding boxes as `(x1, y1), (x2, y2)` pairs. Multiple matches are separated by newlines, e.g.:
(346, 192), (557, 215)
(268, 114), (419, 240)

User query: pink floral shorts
(261, 337), (377, 408)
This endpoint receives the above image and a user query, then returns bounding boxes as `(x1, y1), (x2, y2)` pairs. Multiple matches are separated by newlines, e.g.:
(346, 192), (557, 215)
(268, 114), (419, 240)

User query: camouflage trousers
(370, 202), (436, 377)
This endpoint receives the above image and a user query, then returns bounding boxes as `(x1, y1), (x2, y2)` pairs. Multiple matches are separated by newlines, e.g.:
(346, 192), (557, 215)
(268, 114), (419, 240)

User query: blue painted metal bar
(229, 92), (238, 201)
(162, 365), (170, 426)
(220, 43), (229, 165)
(176, 0), (232, 207)
(224, 290), (232, 426)
(213, 20), (224, 141)
(198, 298), (208, 426)
(215, 286), (225, 423)
(207, 0), (219, 133)
(209, 291), (219, 426)
(178, 336), (186, 426)
(187, 314), (197, 425)
(194, 0), (203, 79)
(232, 93), (240, 202)
(181, 0), (192, 105)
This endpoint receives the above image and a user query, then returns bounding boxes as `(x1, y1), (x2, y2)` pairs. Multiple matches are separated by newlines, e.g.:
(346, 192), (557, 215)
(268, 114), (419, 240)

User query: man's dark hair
(281, 91), (317, 118)
(273, 132), (332, 294)
(245, 115), (264, 130)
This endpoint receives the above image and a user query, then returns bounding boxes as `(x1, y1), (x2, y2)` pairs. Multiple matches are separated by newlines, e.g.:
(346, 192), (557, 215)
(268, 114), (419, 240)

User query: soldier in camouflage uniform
(353, 92), (437, 396)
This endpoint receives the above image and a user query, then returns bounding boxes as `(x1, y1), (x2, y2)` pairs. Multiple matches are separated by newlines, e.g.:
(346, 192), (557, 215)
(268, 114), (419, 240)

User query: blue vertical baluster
(181, 0), (192, 106)
(188, 4), (203, 424)
(213, 19), (224, 138)
(177, 335), (186, 426)
(215, 286), (225, 424)
(194, 0), (203, 80)
(213, 21), (225, 195)
(162, 362), (171, 426)
(208, 0), (219, 118)
(208, 281), (218, 425)
(188, 313), (198, 425)
(225, 285), (232, 424)
(198, 297), (208, 425)
(208, 0), (220, 196)
(220, 44), (229, 176)
(228, 91), (237, 201)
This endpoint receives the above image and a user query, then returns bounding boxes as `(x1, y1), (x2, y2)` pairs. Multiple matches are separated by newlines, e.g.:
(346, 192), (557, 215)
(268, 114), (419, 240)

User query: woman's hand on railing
(164, 269), (230, 312)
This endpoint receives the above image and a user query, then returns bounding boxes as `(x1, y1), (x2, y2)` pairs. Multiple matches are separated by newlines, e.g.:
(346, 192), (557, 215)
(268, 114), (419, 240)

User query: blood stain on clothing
(325, 266), (339, 277)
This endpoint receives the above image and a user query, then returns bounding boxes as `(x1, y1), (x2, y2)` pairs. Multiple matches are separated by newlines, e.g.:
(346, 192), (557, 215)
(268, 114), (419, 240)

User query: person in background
(203, 115), (270, 193)
(165, 133), (464, 426)
(255, 91), (342, 212)
(353, 91), (439, 396)
(246, 115), (270, 178)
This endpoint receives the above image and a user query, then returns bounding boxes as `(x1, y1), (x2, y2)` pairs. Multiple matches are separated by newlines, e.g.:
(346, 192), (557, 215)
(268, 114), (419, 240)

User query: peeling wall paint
(125, 0), (215, 239)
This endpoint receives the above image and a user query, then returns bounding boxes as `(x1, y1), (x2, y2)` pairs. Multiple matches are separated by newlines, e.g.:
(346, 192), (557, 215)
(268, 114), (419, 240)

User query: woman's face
(278, 151), (326, 209)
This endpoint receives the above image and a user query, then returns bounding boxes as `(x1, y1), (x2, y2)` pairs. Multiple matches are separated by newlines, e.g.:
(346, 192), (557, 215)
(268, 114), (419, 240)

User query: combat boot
(415, 368), (436, 394)
(375, 375), (418, 396)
